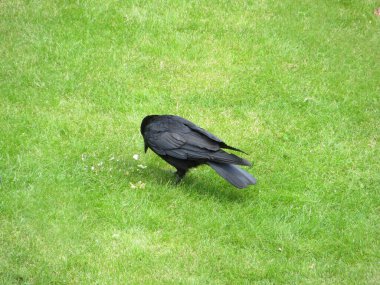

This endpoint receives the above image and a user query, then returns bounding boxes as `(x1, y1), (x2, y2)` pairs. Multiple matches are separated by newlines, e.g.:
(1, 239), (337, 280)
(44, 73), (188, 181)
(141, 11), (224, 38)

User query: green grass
(1, 0), (379, 284)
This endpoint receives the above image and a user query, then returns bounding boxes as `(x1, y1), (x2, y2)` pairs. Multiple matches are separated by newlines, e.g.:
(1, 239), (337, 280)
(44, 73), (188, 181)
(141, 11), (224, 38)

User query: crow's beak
(144, 142), (148, 153)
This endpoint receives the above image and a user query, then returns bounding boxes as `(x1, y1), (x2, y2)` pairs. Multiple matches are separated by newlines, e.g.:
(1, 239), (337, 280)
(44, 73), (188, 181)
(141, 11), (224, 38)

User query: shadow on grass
(84, 157), (258, 204)
(144, 165), (258, 204)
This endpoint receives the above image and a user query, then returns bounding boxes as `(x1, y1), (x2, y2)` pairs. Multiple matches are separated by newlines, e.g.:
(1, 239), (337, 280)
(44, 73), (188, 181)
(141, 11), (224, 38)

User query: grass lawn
(1, 0), (379, 284)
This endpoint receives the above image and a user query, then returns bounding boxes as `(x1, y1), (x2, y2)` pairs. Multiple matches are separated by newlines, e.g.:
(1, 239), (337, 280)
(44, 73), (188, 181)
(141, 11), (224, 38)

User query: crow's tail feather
(207, 162), (256, 189)
(219, 142), (249, 155)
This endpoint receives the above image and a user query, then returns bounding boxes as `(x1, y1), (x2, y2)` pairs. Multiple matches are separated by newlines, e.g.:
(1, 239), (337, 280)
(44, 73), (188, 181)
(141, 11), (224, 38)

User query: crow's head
(140, 115), (155, 134)
(140, 115), (158, 153)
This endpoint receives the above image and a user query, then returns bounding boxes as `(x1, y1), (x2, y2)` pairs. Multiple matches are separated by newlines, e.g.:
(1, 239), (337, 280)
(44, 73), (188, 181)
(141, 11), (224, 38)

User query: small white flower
(91, 166), (95, 171)
(133, 154), (139, 160)
(112, 232), (120, 239)
(130, 181), (145, 189)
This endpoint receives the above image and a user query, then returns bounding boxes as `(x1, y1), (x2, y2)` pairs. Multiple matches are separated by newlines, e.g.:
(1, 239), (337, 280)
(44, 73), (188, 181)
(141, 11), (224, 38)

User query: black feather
(207, 162), (256, 189)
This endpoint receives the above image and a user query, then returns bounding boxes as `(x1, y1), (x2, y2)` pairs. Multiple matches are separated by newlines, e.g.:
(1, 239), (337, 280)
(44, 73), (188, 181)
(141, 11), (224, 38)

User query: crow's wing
(170, 115), (223, 142)
(167, 146), (251, 166)
(146, 132), (186, 155)
(170, 115), (247, 154)
(146, 129), (251, 166)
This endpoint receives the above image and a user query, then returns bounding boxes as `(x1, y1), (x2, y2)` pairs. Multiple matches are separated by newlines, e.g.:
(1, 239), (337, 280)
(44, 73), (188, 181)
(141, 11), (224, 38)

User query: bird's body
(140, 115), (256, 188)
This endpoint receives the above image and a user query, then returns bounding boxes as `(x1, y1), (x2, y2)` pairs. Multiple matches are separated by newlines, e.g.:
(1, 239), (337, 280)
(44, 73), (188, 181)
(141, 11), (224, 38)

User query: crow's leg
(174, 169), (187, 184)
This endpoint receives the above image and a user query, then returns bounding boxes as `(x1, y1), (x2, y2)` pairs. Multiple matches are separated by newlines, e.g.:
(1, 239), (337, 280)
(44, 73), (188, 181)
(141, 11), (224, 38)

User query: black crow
(140, 115), (256, 189)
